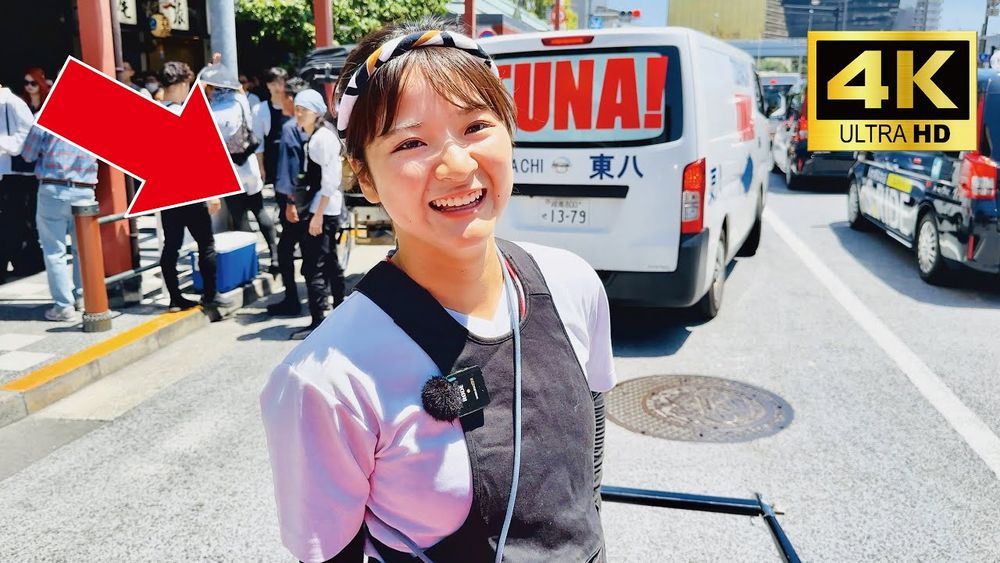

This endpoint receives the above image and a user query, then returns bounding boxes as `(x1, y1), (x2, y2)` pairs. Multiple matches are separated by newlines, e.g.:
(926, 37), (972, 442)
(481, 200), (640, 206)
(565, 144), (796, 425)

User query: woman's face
(23, 75), (39, 95)
(358, 70), (513, 254)
(295, 106), (318, 129)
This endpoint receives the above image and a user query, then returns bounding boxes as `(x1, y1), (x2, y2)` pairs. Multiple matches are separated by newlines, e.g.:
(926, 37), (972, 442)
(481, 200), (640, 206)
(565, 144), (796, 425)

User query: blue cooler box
(191, 231), (259, 293)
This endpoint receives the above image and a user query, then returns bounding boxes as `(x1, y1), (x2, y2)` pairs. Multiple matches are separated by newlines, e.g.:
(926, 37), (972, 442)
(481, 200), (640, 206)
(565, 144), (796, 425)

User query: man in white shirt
(200, 63), (279, 273)
(252, 67), (291, 188)
(0, 82), (41, 282)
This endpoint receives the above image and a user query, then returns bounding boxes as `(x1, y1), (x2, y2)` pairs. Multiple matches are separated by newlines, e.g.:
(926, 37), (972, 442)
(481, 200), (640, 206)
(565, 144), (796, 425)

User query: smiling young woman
(260, 18), (616, 563)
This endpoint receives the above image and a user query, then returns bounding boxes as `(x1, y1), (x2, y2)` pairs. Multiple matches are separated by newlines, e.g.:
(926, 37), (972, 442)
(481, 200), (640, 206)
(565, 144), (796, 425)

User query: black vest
(293, 134), (323, 216)
(264, 101), (290, 184)
(353, 239), (606, 563)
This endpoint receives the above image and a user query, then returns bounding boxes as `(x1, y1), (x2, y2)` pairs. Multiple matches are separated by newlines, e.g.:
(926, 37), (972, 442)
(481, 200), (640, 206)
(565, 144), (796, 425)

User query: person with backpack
(158, 61), (231, 312)
(199, 62), (278, 274)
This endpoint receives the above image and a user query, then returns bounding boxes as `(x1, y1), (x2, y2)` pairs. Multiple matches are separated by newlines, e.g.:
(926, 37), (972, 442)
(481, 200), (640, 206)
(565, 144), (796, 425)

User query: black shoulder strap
(354, 261), (468, 375)
(495, 238), (549, 297)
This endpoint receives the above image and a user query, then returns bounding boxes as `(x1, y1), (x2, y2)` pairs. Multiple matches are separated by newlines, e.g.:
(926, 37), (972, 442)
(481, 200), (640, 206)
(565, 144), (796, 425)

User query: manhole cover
(606, 375), (793, 443)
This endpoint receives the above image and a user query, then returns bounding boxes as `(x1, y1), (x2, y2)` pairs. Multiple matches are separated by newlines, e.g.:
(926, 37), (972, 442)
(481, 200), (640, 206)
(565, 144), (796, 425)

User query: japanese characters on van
(807, 31), (976, 151)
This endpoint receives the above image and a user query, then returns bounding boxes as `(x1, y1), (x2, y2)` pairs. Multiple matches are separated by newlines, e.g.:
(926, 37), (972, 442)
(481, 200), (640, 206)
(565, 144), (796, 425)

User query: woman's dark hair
(335, 17), (515, 174)
(265, 67), (288, 84)
(160, 61), (193, 87)
(21, 67), (50, 106)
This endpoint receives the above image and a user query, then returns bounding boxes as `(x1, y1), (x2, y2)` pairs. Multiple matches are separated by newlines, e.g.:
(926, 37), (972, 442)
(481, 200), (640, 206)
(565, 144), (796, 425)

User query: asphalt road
(1, 171), (999, 561)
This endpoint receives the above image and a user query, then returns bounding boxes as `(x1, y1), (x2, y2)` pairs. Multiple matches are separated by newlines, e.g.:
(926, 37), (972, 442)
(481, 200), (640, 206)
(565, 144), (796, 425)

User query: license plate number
(539, 198), (590, 226)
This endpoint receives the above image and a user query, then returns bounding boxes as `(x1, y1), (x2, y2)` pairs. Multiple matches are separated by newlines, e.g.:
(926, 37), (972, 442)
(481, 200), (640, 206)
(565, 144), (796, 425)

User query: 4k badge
(807, 31), (976, 151)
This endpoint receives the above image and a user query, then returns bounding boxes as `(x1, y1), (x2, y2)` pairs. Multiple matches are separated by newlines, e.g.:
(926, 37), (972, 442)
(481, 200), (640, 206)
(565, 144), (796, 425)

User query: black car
(847, 69), (1000, 283)
(771, 83), (855, 189)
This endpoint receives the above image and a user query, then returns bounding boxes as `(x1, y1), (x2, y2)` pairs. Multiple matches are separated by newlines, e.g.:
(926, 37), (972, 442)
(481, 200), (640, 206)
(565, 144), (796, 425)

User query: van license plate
(539, 198), (590, 226)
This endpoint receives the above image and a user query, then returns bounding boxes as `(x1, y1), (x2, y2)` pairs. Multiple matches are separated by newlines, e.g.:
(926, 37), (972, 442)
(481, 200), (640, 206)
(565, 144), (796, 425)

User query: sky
(935, 0), (994, 33)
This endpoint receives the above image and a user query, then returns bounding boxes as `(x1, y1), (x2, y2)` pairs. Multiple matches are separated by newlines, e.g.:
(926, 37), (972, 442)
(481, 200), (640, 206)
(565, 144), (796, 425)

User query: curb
(0, 274), (280, 430)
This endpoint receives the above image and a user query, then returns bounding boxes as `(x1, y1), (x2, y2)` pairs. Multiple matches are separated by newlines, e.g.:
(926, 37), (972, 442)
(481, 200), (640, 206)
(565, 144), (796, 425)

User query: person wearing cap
(199, 62), (279, 274)
(285, 88), (345, 340)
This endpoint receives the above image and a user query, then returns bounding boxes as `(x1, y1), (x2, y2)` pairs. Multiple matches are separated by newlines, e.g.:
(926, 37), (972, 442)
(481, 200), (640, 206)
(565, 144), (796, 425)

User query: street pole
(555, 0), (561, 31)
(207, 0), (238, 74)
(312, 0), (334, 108)
(464, 0), (476, 36)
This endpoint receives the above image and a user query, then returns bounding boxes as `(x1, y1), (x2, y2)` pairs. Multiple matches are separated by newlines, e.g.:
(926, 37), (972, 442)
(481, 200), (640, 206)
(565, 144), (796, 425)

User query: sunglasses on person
(24, 79), (38, 86)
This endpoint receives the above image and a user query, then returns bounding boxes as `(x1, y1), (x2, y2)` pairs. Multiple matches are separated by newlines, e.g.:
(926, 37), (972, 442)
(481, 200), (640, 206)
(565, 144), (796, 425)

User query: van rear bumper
(597, 230), (710, 308)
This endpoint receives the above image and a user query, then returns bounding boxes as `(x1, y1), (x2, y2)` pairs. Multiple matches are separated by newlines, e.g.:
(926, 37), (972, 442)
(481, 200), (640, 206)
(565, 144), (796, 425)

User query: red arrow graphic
(35, 57), (244, 217)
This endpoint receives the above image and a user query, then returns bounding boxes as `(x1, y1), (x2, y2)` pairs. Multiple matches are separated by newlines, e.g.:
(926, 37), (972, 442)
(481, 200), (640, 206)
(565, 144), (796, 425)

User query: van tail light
(959, 153), (998, 200)
(541, 35), (594, 46)
(792, 115), (808, 142)
(681, 158), (706, 234)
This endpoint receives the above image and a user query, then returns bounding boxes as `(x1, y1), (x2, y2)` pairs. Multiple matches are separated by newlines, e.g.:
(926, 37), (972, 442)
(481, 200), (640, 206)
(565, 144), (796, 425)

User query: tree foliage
(236, 0), (316, 55)
(331, 0), (449, 44)
(236, 0), (451, 56)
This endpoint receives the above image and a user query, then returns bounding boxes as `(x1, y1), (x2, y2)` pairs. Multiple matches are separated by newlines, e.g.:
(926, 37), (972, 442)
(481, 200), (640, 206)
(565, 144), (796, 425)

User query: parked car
(847, 69), (1000, 284)
(482, 27), (772, 319)
(771, 82), (855, 189)
(758, 72), (803, 140)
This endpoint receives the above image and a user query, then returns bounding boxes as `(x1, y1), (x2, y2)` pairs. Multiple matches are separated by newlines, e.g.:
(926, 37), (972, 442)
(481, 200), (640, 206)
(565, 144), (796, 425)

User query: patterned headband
(336, 29), (500, 140)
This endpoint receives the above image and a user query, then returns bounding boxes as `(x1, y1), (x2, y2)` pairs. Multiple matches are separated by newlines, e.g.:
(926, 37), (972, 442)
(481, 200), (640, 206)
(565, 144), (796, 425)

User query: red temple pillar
(75, 0), (132, 276)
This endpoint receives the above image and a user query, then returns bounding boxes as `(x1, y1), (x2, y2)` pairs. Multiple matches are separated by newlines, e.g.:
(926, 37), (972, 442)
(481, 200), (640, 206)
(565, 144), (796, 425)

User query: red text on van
(497, 56), (668, 133)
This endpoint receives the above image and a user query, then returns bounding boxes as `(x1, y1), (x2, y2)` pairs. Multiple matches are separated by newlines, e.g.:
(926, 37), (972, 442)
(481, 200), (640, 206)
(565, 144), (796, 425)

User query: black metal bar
(600, 485), (761, 517)
(513, 183), (629, 198)
(600, 485), (800, 562)
(756, 493), (801, 563)
(103, 250), (194, 286)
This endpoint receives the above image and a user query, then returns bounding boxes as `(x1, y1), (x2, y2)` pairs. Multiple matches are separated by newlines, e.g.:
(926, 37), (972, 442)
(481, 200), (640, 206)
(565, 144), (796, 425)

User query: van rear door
(484, 34), (689, 273)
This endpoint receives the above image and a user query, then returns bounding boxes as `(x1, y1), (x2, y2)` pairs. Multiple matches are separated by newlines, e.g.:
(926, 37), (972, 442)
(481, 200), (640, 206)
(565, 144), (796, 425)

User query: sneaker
(73, 296), (84, 311)
(44, 306), (77, 322)
(289, 322), (321, 341)
(201, 294), (235, 309)
(167, 297), (200, 313)
(266, 299), (302, 316)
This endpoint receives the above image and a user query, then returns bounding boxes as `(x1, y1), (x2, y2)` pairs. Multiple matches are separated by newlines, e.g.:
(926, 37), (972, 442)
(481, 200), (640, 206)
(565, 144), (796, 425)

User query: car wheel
(915, 212), (949, 285)
(847, 180), (869, 231)
(697, 231), (727, 320)
(738, 188), (763, 257)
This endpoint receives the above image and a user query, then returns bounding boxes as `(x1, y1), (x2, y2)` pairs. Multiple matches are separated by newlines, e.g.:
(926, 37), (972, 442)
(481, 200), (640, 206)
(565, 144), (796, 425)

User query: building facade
(911, 0), (942, 31)
(782, 0), (900, 37)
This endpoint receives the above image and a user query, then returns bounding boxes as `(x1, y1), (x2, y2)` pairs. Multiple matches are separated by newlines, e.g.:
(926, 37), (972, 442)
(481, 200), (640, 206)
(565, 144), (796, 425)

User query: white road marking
(0, 333), (45, 351)
(764, 209), (1000, 479)
(0, 351), (54, 372)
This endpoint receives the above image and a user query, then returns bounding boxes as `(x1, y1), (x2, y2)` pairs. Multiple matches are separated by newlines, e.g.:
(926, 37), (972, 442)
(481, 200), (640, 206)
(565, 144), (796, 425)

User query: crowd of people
(0, 59), (346, 337)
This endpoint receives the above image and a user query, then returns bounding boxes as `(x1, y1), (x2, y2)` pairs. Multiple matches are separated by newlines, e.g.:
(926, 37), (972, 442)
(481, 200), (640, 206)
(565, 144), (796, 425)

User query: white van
(481, 28), (772, 318)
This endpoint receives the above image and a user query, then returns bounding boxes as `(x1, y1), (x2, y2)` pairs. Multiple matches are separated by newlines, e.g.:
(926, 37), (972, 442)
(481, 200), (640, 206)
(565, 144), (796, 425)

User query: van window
(493, 46), (682, 148)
